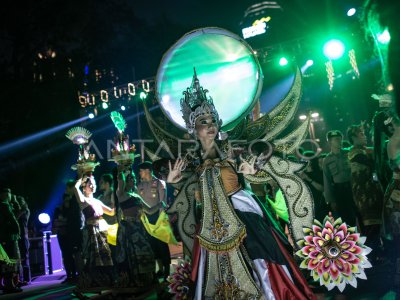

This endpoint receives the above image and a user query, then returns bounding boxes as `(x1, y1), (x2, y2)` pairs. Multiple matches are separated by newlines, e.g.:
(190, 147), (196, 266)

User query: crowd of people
(51, 160), (172, 292)
(0, 188), (31, 294)
(1, 117), (399, 298)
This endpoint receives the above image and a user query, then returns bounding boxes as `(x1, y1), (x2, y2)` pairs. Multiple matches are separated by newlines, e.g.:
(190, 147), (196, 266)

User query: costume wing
(245, 155), (314, 247)
(271, 115), (311, 154)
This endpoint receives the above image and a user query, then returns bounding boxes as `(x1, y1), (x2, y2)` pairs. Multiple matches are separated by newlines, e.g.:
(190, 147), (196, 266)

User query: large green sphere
(156, 27), (263, 131)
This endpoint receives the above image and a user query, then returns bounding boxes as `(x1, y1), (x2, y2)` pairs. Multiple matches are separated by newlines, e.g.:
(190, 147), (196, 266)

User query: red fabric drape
(268, 230), (317, 300)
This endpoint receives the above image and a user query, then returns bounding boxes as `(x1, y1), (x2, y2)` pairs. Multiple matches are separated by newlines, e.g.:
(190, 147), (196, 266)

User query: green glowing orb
(156, 27), (263, 131)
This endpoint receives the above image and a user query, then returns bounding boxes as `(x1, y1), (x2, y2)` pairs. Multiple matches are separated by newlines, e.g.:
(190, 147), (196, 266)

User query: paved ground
(1, 243), (398, 299)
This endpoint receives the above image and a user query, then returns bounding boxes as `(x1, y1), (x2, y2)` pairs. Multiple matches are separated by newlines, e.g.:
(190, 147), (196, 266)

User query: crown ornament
(65, 126), (99, 176)
(180, 68), (222, 134)
(108, 111), (139, 168)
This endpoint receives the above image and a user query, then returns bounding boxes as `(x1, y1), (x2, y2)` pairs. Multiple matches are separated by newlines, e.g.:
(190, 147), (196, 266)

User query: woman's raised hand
(238, 155), (257, 175)
(167, 159), (185, 183)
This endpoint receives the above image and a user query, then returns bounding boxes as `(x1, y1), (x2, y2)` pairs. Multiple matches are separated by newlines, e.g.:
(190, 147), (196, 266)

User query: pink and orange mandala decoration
(296, 216), (372, 292)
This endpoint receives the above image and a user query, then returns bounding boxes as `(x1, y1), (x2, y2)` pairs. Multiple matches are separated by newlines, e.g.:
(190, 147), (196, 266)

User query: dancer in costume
(66, 127), (115, 289)
(373, 111), (400, 286)
(109, 111), (155, 288)
(347, 124), (384, 260)
(166, 70), (315, 299)
(74, 175), (115, 288)
(115, 168), (155, 287)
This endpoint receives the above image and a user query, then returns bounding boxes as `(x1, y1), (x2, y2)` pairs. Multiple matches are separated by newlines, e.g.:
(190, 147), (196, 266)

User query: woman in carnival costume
(166, 70), (316, 299)
(373, 109), (400, 286)
(66, 127), (115, 289)
(109, 112), (156, 288)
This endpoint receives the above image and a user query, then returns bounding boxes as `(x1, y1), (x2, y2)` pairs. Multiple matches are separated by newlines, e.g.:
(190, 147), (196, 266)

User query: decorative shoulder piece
(108, 111), (139, 167)
(65, 126), (99, 175)
(180, 68), (222, 134)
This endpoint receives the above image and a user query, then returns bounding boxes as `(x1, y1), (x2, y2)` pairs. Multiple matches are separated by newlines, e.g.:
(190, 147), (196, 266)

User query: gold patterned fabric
(197, 159), (261, 299)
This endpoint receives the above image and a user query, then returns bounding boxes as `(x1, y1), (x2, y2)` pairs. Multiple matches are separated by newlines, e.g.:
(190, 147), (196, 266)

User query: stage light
(306, 60), (314, 67)
(121, 105), (126, 111)
(377, 29), (390, 44)
(102, 102), (109, 109)
(323, 39), (345, 60)
(38, 213), (51, 225)
(347, 8), (356, 17)
(311, 112), (319, 118)
(279, 57), (288, 66)
(299, 115), (307, 120)
(0, 116), (88, 155)
(140, 91), (148, 100)
(86, 106), (97, 119)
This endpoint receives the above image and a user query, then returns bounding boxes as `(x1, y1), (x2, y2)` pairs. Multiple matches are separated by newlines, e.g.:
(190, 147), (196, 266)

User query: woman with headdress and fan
(166, 70), (316, 299)
(108, 112), (156, 288)
(66, 127), (115, 289)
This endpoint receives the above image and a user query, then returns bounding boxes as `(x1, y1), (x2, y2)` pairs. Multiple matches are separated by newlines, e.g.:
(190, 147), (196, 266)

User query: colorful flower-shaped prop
(296, 216), (372, 292)
(167, 258), (193, 299)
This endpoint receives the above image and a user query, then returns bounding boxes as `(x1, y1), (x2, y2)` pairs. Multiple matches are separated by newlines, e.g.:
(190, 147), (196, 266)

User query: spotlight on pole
(88, 113), (95, 119)
(347, 8), (356, 17)
(121, 105), (126, 111)
(102, 102), (109, 109)
(323, 39), (345, 60)
(38, 213), (51, 225)
(299, 115), (307, 121)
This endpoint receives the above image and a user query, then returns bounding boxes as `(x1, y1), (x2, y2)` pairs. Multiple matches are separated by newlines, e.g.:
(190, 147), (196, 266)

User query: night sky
(0, 0), (373, 226)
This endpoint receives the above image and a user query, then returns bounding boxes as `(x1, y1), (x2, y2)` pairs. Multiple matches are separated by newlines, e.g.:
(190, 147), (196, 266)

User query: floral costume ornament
(108, 111), (139, 169)
(167, 257), (193, 300)
(296, 216), (372, 292)
(65, 126), (99, 176)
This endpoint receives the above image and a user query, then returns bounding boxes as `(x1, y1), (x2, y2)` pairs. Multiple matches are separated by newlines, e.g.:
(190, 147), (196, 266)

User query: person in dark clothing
(98, 173), (119, 281)
(15, 196), (31, 285)
(300, 151), (329, 222)
(347, 124), (384, 260)
(0, 188), (22, 294)
(53, 180), (84, 283)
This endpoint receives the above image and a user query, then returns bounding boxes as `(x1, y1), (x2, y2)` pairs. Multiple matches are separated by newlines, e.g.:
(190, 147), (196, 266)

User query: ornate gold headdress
(65, 126), (99, 176)
(108, 111), (139, 168)
(180, 68), (222, 134)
